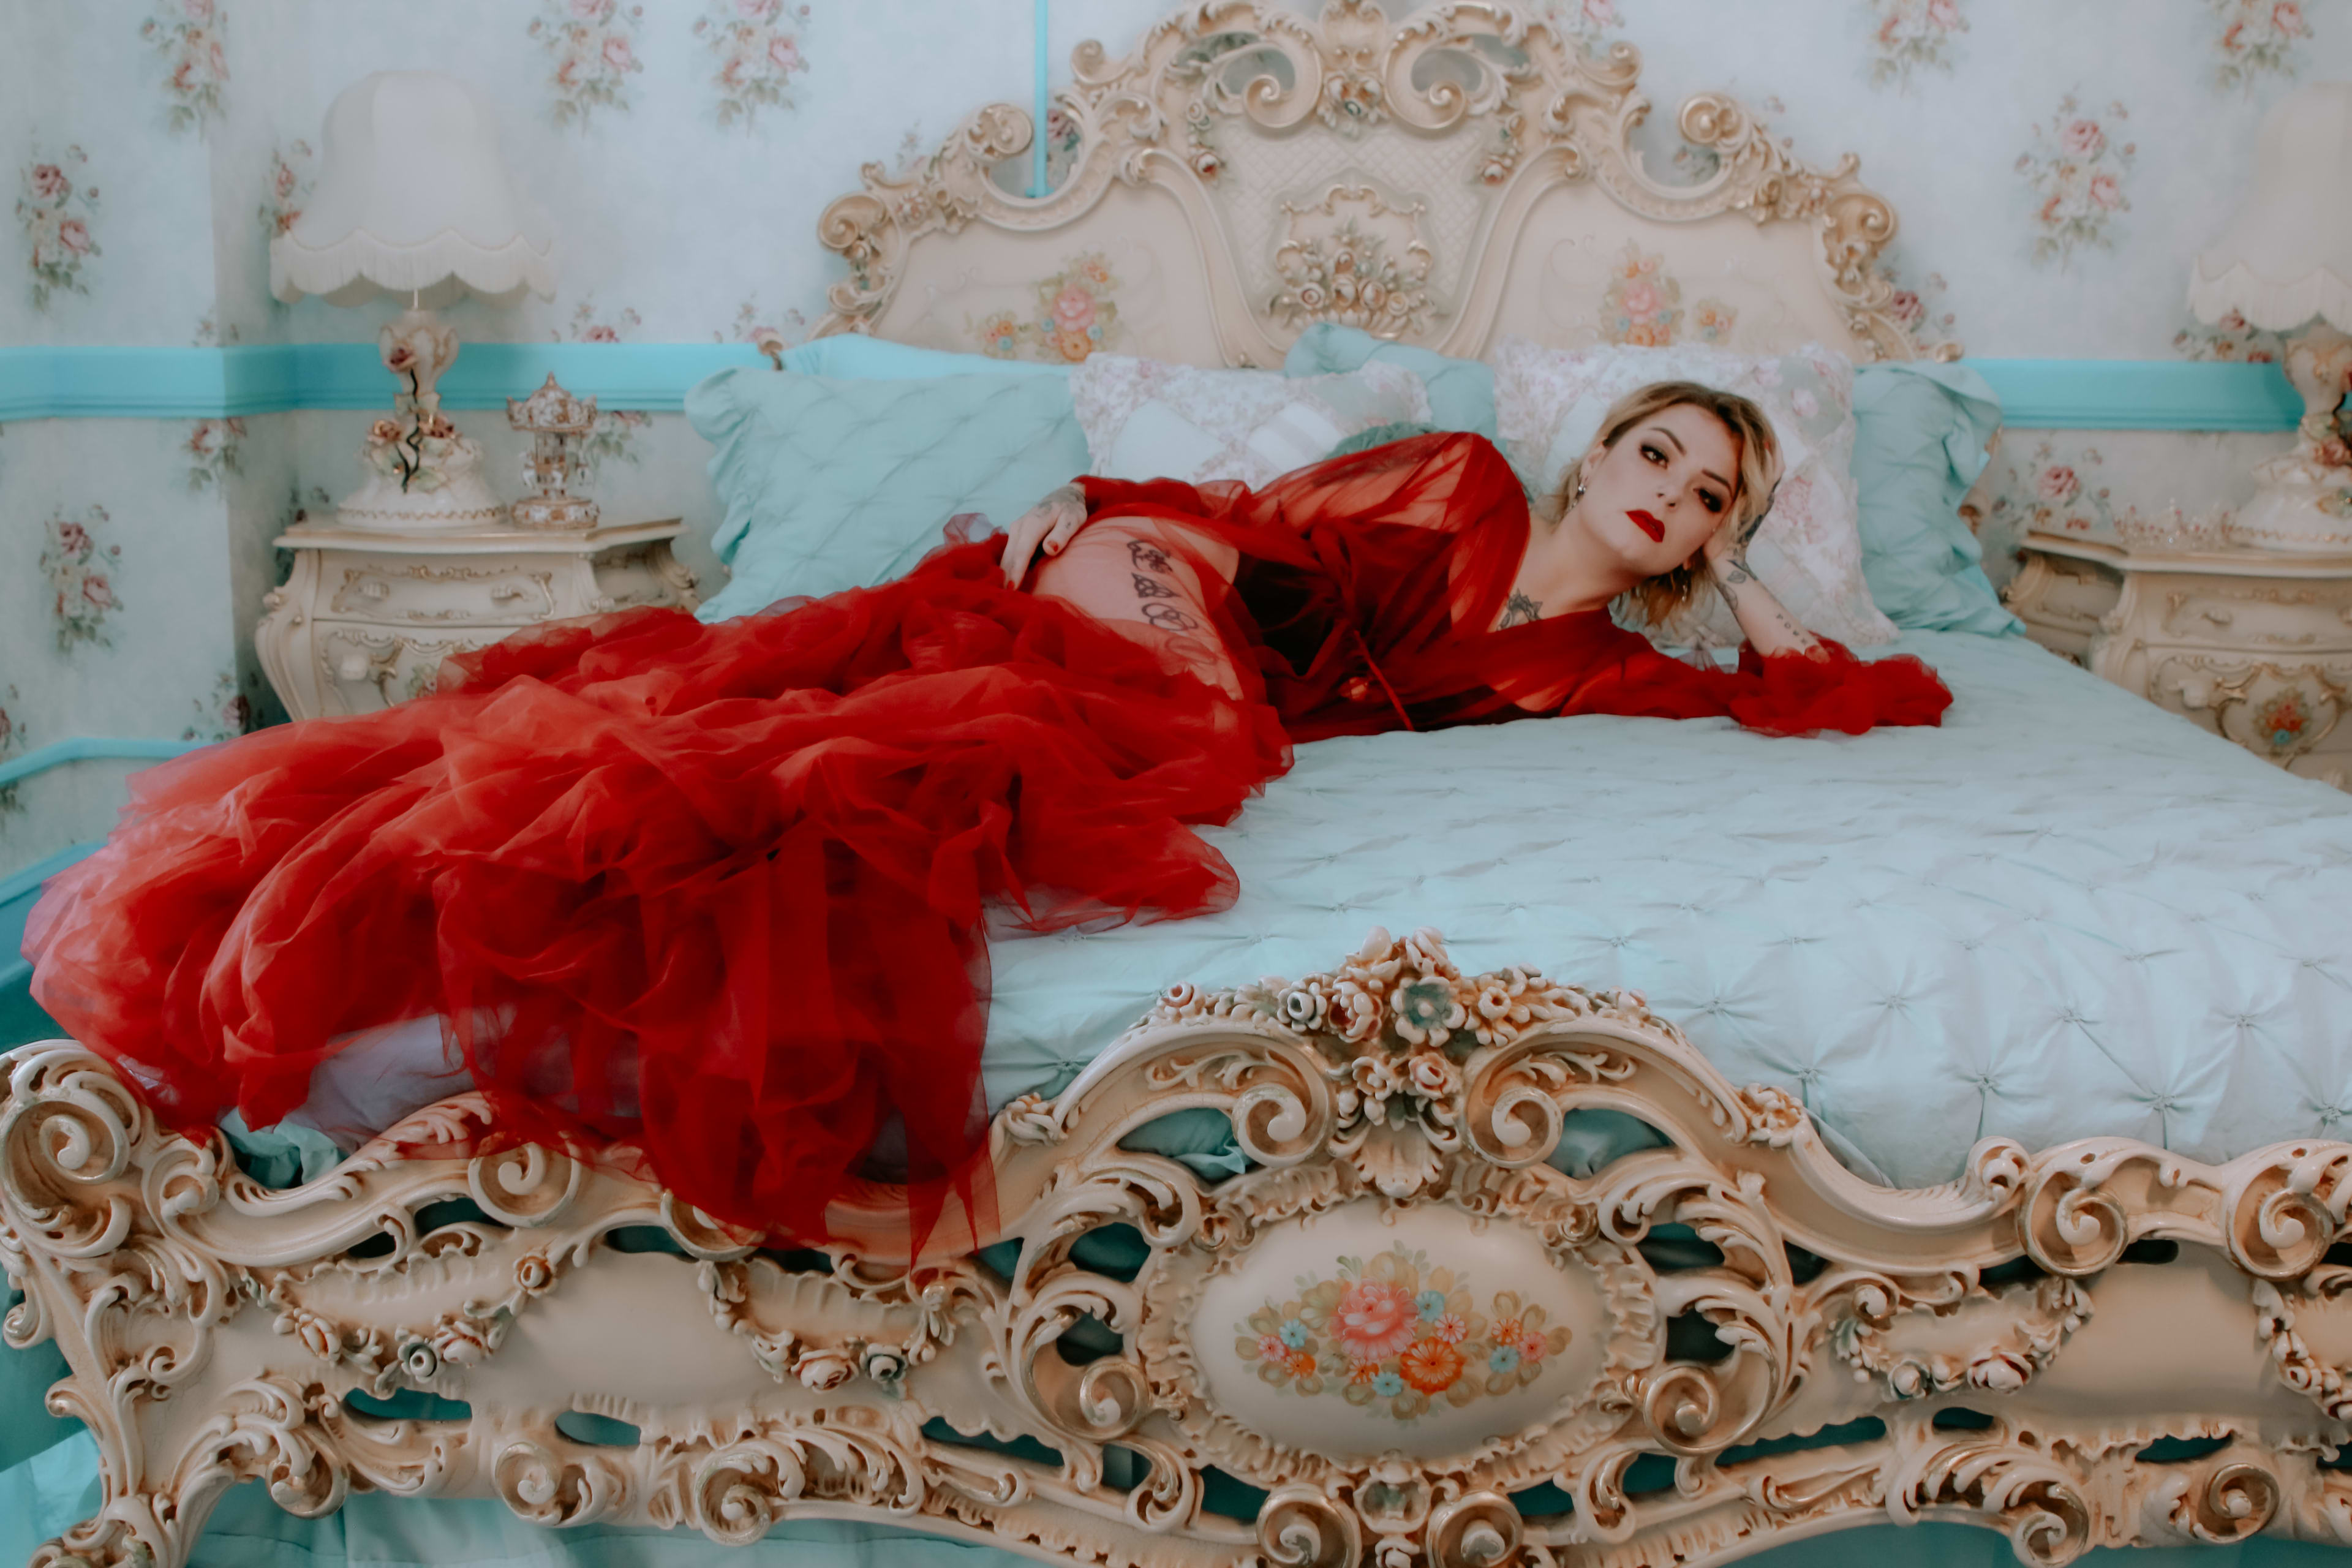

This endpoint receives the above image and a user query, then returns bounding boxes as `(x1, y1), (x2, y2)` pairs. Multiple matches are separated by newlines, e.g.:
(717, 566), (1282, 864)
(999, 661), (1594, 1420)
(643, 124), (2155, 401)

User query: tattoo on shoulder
(1498, 590), (1543, 628)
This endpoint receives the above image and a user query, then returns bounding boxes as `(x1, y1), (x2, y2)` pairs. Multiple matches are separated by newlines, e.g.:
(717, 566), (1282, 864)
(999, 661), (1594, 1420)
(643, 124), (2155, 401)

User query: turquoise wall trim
(0, 345), (2307, 429)
(0, 343), (768, 421)
(0, 737), (206, 791)
(1966, 359), (2304, 431)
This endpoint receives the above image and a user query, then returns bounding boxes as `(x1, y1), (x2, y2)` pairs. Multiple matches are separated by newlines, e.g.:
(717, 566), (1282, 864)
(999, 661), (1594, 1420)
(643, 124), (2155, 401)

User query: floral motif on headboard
(1600, 242), (1736, 348)
(968, 251), (1123, 363)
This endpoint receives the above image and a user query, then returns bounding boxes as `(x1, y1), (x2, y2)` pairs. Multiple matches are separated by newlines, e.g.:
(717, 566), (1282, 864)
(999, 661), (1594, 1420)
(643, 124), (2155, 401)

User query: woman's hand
(999, 483), (1090, 588)
(1699, 508), (1762, 576)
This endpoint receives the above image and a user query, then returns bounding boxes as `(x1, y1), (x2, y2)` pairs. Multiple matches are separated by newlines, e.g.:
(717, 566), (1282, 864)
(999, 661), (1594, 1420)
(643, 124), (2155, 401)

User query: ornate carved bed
(9, 6), (2350, 1567)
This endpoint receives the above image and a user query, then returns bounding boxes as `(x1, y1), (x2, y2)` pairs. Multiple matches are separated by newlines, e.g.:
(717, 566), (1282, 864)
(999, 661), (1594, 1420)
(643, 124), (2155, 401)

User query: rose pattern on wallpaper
(182, 670), (252, 744)
(1540, 0), (1623, 45)
(1862, 0), (1966, 89)
(1599, 241), (1735, 347)
(1885, 262), (1959, 354)
(695, 0), (812, 129)
(2017, 94), (2135, 268)
(40, 507), (123, 655)
(18, 146), (99, 314)
(1236, 1244), (1571, 1423)
(1041, 106), (1085, 194)
(559, 301), (650, 478)
(0, 688), (25, 821)
(716, 296), (809, 366)
(2174, 308), (2286, 363)
(971, 252), (1122, 364)
(2206, 0), (2312, 91)
(530, 0), (645, 130)
(184, 418), (246, 492)
(1978, 438), (2115, 587)
(141, 0), (227, 135)
(257, 140), (312, 246)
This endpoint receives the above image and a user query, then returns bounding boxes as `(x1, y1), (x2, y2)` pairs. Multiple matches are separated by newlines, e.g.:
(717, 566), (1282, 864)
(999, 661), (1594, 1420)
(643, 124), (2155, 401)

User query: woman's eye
(1700, 491), (1724, 513)
(1640, 445), (1665, 466)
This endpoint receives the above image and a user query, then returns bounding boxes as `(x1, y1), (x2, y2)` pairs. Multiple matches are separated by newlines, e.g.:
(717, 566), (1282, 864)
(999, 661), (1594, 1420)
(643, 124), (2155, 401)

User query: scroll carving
(811, 0), (1949, 366)
(13, 932), (2352, 1567)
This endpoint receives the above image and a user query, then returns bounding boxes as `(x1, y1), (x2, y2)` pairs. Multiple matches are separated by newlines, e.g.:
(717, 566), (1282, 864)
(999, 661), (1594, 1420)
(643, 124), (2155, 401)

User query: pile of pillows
(685, 323), (2015, 641)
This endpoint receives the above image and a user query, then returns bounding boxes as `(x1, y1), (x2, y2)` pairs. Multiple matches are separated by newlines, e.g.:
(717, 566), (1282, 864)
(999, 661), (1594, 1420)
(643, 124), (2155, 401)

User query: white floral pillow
(1070, 355), (1432, 490)
(1489, 336), (1894, 649)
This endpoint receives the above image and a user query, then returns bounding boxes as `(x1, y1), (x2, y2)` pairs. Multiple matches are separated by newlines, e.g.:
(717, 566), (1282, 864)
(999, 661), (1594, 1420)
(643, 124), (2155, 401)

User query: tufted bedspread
(982, 628), (2352, 1189)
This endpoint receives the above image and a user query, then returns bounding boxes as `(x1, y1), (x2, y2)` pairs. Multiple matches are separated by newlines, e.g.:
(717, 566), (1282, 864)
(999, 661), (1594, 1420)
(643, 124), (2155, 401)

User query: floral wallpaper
(2016, 94), (2136, 270)
(530, 0), (645, 130)
(17, 148), (99, 314)
(0, 0), (2344, 880)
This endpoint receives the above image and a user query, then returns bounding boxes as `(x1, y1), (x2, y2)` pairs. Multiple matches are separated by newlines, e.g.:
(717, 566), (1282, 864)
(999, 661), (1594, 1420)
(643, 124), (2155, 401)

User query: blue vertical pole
(1032, 0), (1049, 197)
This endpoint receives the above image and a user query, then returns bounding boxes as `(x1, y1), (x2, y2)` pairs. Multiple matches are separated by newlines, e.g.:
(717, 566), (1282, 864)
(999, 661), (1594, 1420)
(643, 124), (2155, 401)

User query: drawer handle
(360, 579), (390, 600)
(490, 584), (527, 603)
(335, 651), (371, 682)
(2200, 607), (2234, 627)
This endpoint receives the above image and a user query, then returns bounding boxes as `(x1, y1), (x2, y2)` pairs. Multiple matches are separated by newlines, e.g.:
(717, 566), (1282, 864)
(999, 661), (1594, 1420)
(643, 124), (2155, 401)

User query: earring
(1572, 478), (1586, 502)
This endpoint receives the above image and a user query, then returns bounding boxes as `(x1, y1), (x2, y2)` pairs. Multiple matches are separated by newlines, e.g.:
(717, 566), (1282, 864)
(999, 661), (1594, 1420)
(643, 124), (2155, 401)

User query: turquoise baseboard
(0, 344), (2308, 429)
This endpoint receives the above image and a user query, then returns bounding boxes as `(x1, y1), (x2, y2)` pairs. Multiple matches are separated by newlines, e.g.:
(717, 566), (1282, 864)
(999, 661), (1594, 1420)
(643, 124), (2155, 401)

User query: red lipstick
(1629, 508), (1664, 541)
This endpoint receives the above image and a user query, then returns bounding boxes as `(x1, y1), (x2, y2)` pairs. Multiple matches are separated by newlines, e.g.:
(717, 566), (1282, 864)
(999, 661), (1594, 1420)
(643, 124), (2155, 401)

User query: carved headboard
(810, 0), (1954, 370)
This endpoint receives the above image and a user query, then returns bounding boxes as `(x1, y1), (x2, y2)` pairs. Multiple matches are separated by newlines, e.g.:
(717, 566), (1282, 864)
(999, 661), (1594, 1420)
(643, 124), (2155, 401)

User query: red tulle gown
(25, 433), (1948, 1238)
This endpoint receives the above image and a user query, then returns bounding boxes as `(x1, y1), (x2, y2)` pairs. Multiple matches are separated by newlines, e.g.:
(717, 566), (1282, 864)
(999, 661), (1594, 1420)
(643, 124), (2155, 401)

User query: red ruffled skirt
(27, 537), (1289, 1240)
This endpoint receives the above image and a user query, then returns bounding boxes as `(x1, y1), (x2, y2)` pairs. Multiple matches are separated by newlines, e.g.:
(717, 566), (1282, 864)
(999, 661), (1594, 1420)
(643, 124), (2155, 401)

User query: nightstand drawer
(325, 556), (562, 626)
(2141, 578), (2352, 657)
(257, 521), (696, 721)
(314, 622), (498, 710)
(2007, 530), (2352, 792)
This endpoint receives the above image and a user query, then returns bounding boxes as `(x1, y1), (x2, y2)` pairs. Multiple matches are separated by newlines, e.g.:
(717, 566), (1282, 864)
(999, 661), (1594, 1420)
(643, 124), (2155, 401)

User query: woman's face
(1573, 403), (1741, 576)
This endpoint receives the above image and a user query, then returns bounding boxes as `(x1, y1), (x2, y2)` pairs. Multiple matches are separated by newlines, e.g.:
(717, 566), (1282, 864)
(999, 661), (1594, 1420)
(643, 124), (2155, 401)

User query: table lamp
(269, 71), (556, 530)
(2188, 80), (2352, 552)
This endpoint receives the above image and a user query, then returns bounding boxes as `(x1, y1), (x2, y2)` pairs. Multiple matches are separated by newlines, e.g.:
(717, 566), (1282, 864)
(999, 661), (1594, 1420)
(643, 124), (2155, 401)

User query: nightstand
(255, 519), (699, 721)
(2002, 529), (2352, 790)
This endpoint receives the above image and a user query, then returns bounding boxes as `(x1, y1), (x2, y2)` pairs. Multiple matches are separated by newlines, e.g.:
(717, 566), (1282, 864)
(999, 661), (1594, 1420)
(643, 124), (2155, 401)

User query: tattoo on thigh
(1132, 573), (1177, 599)
(1142, 603), (1200, 632)
(1498, 590), (1543, 628)
(1128, 540), (1173, 574)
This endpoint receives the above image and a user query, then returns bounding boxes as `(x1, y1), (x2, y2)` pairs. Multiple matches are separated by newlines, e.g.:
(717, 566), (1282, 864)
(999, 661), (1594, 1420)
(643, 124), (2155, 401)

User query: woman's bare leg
(1028, 518), (1247, 698)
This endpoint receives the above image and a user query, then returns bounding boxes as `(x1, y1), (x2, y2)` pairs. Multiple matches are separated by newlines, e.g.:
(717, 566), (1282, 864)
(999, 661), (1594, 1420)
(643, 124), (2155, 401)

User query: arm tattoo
(1131, 573), (1177, 599)
(1498, 590), (1543, 628)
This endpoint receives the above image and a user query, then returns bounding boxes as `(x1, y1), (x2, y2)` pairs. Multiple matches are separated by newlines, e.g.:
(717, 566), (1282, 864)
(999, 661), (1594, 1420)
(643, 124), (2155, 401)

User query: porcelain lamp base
(341, 307), (508, 530)
(2228, 451), (2352, 553)
(336, 460), (508, 531)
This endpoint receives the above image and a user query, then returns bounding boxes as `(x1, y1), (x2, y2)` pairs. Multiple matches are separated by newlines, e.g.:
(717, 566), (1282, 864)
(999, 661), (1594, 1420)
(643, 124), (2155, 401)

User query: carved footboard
(9, 928), (2352, 1568)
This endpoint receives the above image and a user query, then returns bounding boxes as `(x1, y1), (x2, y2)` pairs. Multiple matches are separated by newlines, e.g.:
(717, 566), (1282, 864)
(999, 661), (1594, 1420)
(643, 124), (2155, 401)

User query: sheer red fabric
(26, 434), (1947, 1240)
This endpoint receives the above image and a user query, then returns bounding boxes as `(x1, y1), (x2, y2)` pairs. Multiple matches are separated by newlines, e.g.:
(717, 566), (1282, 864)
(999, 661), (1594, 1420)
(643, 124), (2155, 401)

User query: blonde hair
(1545, 380), (1782, 627)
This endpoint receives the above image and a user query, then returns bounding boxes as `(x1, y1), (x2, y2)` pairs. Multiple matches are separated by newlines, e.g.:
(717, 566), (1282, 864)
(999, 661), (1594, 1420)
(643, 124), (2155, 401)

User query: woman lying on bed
(25, 381), (1948, 1242)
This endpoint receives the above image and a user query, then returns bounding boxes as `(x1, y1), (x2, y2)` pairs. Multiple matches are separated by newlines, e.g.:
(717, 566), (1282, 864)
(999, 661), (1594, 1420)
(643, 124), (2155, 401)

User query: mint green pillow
(685, 366), (1089, 621)
(1850, 363), (2017, 636)
(1284, 323), (1498, 440)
